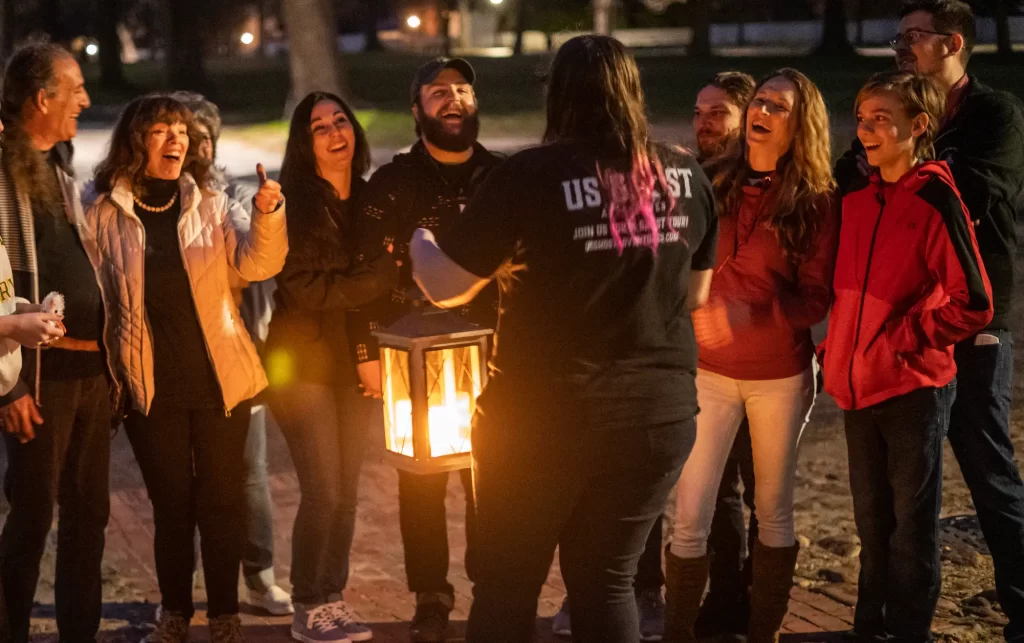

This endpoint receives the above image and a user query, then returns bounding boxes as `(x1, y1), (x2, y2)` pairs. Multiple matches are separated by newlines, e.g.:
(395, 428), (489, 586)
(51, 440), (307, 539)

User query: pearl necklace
(133, 192), (178, 213)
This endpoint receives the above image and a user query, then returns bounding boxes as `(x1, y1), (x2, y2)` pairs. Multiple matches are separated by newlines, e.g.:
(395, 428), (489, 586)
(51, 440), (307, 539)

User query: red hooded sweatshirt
(699, 177), (838, 381)
(819, 161), (993, 411)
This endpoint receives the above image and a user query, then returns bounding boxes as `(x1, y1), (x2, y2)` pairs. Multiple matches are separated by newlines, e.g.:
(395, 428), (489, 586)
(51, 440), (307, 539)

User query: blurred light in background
(85, 43), (99, 56)
(240, 32), (255, 45)
(407, 15), (422, 29)
(489, 0), (504, 4)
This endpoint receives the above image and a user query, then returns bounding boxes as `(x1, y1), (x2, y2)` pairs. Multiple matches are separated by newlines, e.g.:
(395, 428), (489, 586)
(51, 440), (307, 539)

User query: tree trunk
(363, 0), (383, 50)
(689, 0), (712, 57)
(815, 0), (856, 56)
(282, 0), (347, 111)
(97, 0), (127, 88)
(168, 0), (208, 91)
(441, 0), (455, 55)
(594, 0), (613, 35)
(513, 0), (526, 55)
(996, 0), (1014, 58)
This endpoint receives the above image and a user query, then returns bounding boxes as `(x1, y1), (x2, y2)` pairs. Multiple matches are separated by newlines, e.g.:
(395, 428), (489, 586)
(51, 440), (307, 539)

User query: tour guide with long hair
(410, 35), (718, 642)
(668, 68), (838, 643)
(84, 94), (287, 643)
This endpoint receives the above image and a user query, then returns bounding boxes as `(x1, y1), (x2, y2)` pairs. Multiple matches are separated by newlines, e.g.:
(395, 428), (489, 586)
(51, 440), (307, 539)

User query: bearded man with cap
(349, 57), (503, 642)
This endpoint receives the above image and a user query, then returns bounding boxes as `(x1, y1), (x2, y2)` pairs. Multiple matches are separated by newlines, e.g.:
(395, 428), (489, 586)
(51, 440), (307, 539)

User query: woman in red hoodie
(666, 68), (838, 643)
(820, 71), (992, 643)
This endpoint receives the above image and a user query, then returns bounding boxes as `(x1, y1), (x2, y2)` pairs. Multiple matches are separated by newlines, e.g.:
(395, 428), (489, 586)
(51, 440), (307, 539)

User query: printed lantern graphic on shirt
(373, 302), (492, 474)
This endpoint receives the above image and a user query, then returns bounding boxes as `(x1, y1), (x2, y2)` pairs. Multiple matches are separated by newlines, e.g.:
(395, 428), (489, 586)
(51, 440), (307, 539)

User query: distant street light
(407, 15), (422, 29)
(240, 32), (255, 45)
(85, 43), (99, 56)
(489, 0), (504, 4)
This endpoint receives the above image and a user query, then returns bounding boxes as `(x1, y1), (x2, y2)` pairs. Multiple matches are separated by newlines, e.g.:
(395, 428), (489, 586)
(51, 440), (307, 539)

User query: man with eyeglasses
(837, 2), (1024, 642)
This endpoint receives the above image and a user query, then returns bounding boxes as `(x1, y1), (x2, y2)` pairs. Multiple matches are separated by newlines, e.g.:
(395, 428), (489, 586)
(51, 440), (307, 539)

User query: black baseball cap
(409, 57), (476, 105)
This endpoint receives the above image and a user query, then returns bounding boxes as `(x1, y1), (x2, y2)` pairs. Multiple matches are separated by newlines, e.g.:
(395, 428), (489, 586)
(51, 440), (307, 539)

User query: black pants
(635, 516), (664, 593)
(947, 331), (1024, 643)
(466, 419), (695, 643)
(125, 398), (251, 619)
(707, 418), (757, 599)
(0, 374), (112, 643)
(845, 384), (954, 643)
(398, 467), (476, 596)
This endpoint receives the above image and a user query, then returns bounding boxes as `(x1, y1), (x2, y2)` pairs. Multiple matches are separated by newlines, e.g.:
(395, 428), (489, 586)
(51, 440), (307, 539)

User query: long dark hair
(543, 35), (673, 254)
(279, 92), (370, 204)
(93, 93), (212, 194)
(710, 68), (834, 260)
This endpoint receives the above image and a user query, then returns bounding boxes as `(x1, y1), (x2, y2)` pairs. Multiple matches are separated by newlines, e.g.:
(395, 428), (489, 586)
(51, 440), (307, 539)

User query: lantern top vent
(373, 305), (493, 350)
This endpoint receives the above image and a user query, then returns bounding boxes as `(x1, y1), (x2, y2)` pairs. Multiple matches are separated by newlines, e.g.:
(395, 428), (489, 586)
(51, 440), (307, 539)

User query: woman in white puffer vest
(83, 94), (287, 643)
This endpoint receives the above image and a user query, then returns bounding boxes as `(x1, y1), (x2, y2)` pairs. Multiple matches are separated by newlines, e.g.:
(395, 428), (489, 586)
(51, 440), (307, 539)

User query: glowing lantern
(374, 304), (492, 474)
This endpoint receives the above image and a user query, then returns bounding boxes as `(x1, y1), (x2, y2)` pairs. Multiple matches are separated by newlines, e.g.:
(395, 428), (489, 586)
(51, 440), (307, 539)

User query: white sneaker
(248, 585), (295, 616)
(326, 600), (372, 641)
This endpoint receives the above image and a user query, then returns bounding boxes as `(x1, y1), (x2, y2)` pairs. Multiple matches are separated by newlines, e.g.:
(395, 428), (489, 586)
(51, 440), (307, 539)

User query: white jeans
(671, 367), (815, 558)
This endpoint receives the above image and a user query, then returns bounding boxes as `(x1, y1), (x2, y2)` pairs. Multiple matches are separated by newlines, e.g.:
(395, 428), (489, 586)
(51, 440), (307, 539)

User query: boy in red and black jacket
(820, 72), (992, 643)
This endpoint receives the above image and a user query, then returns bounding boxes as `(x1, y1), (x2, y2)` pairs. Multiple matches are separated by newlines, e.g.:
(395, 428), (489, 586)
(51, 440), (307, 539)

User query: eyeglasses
(889, 29), (953, 49)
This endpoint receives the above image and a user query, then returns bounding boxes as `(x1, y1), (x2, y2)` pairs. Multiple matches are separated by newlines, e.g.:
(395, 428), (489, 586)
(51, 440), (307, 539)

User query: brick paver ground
(15, 421), (855, 643)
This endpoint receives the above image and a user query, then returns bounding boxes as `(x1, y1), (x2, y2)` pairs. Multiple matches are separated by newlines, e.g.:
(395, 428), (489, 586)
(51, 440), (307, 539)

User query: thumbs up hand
(253, 163), (283, 214)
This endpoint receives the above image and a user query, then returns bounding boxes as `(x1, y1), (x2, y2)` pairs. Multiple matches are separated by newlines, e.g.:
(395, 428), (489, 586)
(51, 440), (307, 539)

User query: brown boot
(748, 541), (800, 643)
(664, 551), (710, 643)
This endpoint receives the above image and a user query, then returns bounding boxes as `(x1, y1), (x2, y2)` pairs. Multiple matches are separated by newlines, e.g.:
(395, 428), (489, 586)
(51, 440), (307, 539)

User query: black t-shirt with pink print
(436, 141), (718, 432)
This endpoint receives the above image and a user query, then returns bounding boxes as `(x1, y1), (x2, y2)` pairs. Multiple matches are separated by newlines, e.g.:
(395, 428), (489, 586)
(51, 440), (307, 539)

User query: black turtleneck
(137, 177), (221, 409)
(33, 149), (105, 379)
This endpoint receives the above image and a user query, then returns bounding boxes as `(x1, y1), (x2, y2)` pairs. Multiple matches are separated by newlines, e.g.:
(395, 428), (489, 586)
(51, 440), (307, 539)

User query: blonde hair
(855, 71), (946, 161)
(709, 68), (834, 260)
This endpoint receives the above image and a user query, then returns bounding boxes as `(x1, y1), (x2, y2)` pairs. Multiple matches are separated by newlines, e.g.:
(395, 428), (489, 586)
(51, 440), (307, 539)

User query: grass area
(81, 51), (1024, 144)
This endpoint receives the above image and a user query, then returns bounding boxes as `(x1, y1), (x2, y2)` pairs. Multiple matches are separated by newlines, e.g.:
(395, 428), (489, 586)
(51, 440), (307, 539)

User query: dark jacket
(820, 162), (992, 411)
(349, 141), (505, 364)
(264, 178), (398, 388)
(836, 76), (1024, 331)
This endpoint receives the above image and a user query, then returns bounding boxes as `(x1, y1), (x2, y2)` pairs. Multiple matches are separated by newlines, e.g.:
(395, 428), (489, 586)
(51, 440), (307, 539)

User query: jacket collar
(110, 172), (202, 219)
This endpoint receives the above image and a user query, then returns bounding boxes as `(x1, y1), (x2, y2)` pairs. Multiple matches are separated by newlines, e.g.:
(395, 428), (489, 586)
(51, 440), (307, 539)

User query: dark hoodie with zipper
(836, 76), (1024, 332)
(349, 140), (505, 364)
(820, 162), (993, 411)
(264, 178), (398, 387)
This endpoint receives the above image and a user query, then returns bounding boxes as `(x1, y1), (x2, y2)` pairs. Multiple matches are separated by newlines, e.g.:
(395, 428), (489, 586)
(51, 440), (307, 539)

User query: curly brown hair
(93, 93), (212, 195)
(855, 71), (946, 161)
(708, 68), (835, 261)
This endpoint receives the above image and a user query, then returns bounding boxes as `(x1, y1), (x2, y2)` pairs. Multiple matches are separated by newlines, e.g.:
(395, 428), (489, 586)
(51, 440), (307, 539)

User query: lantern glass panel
(381, 346), (413, 457)
(423, 344), (483, 458)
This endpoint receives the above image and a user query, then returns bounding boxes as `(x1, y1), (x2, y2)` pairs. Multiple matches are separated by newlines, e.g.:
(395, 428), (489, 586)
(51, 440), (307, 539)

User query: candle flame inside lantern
(384, 346), (481, 459)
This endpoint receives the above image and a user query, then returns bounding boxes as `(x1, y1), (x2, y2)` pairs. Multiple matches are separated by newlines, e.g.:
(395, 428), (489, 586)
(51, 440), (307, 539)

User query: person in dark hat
(349, 57), (504, 643)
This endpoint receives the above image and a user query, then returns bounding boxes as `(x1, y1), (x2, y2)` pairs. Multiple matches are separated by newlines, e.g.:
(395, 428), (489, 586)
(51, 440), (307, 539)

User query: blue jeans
(271, 382), (371, 606)
(845, 383), (955, 643)
(467, 419), (695, 643)
(948, 330), (1024, 643)
(242, 405), (277, 591)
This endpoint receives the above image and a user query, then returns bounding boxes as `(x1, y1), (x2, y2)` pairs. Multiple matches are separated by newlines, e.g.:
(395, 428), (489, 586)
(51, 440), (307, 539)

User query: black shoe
(410, 592), (453, 643)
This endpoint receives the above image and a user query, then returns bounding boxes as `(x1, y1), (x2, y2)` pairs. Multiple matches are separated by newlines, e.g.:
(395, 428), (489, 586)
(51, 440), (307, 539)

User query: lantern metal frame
(373, 305), (493, 475)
